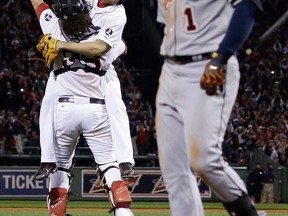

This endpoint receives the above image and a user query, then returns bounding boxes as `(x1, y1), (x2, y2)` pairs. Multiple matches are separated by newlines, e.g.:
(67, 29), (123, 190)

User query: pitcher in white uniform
(34, 0), (135, 181)
(156, 0), (265, 215)
(30, 0), (134, 215)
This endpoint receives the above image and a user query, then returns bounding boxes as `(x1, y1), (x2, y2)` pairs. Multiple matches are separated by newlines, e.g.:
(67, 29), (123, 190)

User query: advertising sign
(0, 170), (49, 197)
(82, 170), (211, 198)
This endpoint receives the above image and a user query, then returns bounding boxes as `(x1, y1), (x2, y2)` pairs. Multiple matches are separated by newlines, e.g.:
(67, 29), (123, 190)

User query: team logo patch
(105, 28), (113, 36)
(44, 13), (52, 21)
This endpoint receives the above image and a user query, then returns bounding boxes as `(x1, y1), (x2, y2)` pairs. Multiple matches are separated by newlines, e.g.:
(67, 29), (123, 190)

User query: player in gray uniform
(156, 0), (264, 215)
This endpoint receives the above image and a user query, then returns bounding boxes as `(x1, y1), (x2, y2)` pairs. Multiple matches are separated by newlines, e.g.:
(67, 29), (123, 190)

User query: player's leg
(48, 101), (80, 215)
(48, 169), (72, 216)
(35, 72), (57, 181)
(99, 162), (133, 216)
(155, 62), (205, 216)
(183, 58), (258, 215)
(82, 103), (134, 215)
(105, 67), (135, 178)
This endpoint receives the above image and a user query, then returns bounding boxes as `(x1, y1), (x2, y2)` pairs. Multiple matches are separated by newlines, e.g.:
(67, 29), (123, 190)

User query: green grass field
(0, 200), (287, 216)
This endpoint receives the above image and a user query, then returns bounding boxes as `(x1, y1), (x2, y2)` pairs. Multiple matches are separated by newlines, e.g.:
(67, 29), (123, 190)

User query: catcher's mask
(53, 0), (92, 39)
(52, 0), (91, 20)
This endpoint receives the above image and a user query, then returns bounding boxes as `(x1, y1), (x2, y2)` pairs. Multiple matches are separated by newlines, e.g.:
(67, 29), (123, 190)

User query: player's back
(37, 6), (113, 99)
(158, 0), (234, 56)
(52, 32), (111, 99)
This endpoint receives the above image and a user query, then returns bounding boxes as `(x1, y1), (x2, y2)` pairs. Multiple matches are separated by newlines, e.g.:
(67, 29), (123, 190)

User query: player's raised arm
(30, 0), (45, 12)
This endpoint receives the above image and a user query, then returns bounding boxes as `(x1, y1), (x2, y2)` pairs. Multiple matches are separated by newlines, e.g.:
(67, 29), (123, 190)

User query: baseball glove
(200, 52), (228, 96)
(36, 34), (59, 68)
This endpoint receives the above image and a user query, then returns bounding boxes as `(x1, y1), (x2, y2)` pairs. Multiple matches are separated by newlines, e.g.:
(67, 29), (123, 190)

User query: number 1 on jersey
(184, 7), (197, 32)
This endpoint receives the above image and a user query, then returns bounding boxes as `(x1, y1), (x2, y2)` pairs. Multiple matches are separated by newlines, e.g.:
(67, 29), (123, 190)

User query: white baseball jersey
(86, 1), (135, 165)
(37, 2), (135, 167)
(157, 0), (235, 56)
(36, 5), (127, 209)
(88, 0), (127, 48)
(37, 4), (124, 99)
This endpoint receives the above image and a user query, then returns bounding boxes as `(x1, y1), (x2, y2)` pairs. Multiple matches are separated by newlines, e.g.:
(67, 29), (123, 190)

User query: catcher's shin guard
(48, 188), (68, 216)
(107, 181), (132, 215)
(48, 168), (73, 216)
(110, 180), (132, 208)
(223, 195), (258, 216)
(99, 162), (132, 214)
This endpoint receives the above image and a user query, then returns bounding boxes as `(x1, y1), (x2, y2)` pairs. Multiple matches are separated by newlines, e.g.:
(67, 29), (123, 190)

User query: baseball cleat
(257, 211), (267, 216)
(34, 162), (57, 181)
(115, 208), (134, 216)
(119, 163), (135, 179)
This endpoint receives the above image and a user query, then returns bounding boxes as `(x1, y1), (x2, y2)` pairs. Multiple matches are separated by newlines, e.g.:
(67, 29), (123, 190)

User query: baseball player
(156, 0), (264, 215)
(34, 0), (135, 181)
(30, 0), (134, 215)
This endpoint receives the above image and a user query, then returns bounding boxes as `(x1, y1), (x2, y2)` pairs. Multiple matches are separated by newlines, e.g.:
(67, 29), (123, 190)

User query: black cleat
(34, 163), (57, 181)
(119, 162), (135, 179)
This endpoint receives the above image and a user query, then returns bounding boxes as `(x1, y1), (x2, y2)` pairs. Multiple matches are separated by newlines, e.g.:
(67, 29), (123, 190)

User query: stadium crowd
(0, 0), (288, 169)
(0, 0), (157, 158)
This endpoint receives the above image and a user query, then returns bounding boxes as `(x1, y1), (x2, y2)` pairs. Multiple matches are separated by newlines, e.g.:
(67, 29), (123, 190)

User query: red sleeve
(97, 0), (109, 8)
(36, 3), (50, 20)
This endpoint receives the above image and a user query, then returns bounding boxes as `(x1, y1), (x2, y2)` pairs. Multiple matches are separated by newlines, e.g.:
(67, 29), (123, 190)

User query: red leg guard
(49, 188), (68, 216)
(111, 181), (132, 208)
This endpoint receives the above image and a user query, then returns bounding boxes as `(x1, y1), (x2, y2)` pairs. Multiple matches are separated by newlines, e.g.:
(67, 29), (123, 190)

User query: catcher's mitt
(36, 34), (59, 68)
(200, 52), (228, 96)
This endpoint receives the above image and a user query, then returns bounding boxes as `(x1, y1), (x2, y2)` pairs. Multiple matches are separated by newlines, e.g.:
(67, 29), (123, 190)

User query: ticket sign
(0, 170), (48, 197)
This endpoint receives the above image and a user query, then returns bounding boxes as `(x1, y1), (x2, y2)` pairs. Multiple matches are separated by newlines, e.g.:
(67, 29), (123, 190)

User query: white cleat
(115, 208), (134, 216)
(257, 211), (268, 216)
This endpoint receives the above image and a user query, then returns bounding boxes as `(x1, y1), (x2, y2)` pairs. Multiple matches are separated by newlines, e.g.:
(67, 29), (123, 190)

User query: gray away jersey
(157, 0), (237, 56)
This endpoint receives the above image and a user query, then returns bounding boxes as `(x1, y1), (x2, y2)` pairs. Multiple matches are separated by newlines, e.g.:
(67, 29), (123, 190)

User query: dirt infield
(1, 207), (288, 213)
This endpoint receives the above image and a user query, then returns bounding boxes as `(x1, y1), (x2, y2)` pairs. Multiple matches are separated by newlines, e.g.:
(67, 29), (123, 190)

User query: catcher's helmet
(53, 0), (90, 20)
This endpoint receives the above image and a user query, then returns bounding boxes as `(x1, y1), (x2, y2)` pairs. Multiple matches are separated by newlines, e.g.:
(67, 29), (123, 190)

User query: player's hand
(200, 52), (228, 96)
(36, 34), (59, 68)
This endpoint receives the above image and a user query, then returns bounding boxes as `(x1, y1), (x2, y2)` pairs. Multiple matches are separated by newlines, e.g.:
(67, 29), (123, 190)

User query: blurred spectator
(247, 162), (265, 203)
(136, 120), (149, 156)
(236, 147), (248, 165)
(26, 129), (40, 147)
(278, 153), (288, 167)
(148, 124), (157, 155)
(261, 163), (275, 203)
(270, 144), (279, 164)
(12, 116), (25, 154)
(234, 126), (247, 148)
(129, 111), (139, 156)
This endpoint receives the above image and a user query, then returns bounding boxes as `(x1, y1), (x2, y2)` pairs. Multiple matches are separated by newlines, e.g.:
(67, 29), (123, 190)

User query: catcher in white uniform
(156, 0), (264, 215)
(30, 0), (134, 215)
(34, 0), (135, 181)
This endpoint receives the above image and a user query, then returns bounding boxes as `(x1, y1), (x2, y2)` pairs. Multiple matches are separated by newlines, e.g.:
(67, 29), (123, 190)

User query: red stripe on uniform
(97, 0), (109, 8)
(36, 3), (50, 20)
